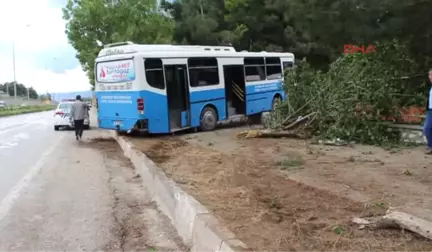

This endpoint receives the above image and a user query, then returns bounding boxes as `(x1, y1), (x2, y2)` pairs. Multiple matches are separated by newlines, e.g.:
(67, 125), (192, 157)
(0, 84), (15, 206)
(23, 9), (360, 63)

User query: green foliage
(278, 41), (422, 145)
(63, 0), (174, 86)
(0, 82), (38, 99)
(165, 0), (432, 73)
(162, 0), (231, 45)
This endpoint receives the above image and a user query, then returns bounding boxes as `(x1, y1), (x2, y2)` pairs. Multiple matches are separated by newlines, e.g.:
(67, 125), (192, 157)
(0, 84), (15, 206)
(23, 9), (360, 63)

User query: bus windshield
(96, 59), (136, 83)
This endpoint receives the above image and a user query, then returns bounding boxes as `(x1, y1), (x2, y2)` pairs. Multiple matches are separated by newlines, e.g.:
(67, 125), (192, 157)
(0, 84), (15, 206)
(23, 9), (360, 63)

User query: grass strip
(0, 104), (56, 117)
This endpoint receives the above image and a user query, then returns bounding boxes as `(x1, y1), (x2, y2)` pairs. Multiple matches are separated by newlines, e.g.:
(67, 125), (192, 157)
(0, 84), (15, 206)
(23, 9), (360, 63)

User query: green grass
(0, 104), (56, 117)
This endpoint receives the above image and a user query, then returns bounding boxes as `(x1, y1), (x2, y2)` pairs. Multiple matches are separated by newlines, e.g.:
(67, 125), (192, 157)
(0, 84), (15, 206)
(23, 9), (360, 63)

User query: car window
(58, 103), (72, 110)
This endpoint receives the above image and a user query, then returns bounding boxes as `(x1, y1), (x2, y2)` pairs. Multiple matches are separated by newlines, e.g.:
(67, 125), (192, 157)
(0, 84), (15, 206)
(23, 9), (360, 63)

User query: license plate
(113, 120), (123, 126)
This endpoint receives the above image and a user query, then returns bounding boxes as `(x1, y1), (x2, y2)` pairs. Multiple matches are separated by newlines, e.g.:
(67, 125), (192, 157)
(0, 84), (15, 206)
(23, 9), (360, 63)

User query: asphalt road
(0, 111), (59, 202)
(0, 111), (184, 250)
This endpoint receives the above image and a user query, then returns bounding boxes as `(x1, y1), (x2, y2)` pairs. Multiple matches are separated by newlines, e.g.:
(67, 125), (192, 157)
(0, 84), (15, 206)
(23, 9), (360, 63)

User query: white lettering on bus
(100, 95), (133, 104)
(254, 83), (279, 92)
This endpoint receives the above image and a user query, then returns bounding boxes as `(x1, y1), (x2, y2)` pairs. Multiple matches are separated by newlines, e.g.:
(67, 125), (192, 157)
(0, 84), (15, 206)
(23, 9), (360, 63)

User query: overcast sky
(0, 0), (91, 94)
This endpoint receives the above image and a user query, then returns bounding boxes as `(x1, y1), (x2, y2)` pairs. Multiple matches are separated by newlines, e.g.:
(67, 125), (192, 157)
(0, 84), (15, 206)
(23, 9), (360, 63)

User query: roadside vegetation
(264, 41), (425, 146)
(0, 104), (56, 117)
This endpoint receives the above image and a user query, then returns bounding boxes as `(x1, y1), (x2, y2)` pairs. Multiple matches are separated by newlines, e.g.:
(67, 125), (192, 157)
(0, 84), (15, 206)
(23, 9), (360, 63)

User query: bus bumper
(97, 117), (140, 132)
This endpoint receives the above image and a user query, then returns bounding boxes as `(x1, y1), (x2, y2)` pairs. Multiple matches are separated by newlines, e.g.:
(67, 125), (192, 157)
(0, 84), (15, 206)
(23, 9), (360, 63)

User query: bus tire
(272, 95), (282, 111)
(248, 113), (262, 125)
(200, 106), (218, 131)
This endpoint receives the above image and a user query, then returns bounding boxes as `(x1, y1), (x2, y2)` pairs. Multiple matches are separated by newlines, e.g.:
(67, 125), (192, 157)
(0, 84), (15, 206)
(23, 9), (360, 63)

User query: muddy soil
(129, 129), (432, 251)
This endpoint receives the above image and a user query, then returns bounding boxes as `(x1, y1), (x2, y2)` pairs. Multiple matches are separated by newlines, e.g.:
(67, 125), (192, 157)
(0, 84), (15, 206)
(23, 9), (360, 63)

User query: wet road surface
(0, 111), (185, 250)
(0, 111), (59, 202)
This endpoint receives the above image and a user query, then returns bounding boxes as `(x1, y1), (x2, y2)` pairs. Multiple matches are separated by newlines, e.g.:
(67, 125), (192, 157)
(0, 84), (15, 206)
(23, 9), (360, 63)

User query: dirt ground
(129, 126), (432, 251)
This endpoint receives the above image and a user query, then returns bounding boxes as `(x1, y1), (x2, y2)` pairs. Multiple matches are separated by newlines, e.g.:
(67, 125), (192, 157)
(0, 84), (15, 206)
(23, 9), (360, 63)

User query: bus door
(163, 60), (191, 131)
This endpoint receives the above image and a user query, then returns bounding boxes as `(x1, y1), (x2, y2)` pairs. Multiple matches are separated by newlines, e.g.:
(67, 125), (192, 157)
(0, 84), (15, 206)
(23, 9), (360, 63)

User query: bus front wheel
(200, 107), (217, 131)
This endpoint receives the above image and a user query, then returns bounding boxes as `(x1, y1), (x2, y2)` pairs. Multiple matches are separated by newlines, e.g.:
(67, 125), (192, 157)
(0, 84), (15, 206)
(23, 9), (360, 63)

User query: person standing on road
(424, 69), (432, 154)
(70, 95), (89, 141)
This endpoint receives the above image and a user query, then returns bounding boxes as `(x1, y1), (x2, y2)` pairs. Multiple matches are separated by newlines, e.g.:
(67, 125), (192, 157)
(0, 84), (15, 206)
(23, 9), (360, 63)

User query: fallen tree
(240, 41), (427, 146)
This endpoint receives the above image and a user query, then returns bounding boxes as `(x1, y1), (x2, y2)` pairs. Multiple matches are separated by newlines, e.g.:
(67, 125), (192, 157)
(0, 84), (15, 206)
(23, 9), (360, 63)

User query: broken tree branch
(283, 112), (316, 131)
(352, 208), (432, 240)
(236, 129), (308, 139)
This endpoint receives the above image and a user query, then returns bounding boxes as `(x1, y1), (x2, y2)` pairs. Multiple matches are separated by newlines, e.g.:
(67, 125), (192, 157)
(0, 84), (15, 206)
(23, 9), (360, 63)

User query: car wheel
(199, 106), (218, 131)
(54, 126), (60, 131)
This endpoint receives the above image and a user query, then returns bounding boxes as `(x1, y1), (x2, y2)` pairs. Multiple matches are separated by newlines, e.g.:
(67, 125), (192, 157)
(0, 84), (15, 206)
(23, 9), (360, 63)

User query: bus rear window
(96, 59), (136, 83)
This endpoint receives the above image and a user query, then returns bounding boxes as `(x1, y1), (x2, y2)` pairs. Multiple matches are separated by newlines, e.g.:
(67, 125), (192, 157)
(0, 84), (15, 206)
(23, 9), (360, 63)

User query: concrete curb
(110, 131), (249, 252)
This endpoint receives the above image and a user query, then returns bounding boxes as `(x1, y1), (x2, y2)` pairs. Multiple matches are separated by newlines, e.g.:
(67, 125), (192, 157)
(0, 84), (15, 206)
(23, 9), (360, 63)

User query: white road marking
(0, 134), (65, 222)
(0, 133), (30, 150)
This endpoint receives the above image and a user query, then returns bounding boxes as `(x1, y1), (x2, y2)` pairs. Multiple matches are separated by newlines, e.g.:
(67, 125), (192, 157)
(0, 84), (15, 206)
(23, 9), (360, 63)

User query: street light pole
(12, 24), (31, 100)
(12, 39), (17, 100)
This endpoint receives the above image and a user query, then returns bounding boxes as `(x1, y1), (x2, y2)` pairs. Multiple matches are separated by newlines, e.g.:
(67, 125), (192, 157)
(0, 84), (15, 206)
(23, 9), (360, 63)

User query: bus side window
(144, 58), (165, 89)
(266, 57), (282, 80)
(188, 57), (219, 87)
(244, 57), (265, 82)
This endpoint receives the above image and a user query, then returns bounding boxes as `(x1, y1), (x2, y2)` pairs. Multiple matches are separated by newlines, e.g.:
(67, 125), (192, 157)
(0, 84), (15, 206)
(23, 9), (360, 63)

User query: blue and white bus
(94, 42), (294, 134)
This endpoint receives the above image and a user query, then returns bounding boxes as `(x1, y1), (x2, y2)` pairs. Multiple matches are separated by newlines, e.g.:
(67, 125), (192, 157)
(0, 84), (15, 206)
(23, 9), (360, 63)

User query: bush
(269, 41), (424, 145)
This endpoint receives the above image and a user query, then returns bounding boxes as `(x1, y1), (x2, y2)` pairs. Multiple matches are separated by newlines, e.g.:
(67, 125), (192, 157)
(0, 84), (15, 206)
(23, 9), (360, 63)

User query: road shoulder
(0, 129), (186, 251)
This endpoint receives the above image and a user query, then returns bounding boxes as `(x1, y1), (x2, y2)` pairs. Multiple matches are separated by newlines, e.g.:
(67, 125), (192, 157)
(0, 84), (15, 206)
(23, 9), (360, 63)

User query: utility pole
(12, 24), (31, 100)
(12, 39), (17, 100)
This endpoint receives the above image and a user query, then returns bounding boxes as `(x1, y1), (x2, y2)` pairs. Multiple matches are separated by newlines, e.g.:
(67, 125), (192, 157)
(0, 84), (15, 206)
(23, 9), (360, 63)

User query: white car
(53, 100), (90, 131)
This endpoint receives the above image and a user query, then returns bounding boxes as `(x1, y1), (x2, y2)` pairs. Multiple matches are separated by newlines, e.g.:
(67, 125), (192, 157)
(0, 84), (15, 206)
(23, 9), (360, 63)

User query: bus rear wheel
(272, 96), (282, 111)
(200, 107), (217, 131)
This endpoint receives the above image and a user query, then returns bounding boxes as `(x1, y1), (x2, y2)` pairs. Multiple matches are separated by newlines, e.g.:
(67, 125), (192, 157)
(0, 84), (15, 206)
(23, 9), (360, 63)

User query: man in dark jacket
(424, 69), (432, 154)
(70, 95), (89, 140)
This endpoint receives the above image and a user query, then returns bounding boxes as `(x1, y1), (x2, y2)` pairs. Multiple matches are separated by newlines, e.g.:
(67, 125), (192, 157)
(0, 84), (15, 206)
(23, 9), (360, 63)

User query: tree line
(63, 0), (432, 88)
(0, 82), (38, 99)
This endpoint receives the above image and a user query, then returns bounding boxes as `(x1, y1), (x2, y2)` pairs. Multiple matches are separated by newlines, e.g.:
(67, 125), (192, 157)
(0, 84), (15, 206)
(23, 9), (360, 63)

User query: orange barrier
(354, 104), (425, 124)
(396, 106), (425, 124)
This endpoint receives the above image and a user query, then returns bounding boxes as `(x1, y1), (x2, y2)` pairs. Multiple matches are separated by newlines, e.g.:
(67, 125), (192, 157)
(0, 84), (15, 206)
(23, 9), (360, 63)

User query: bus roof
(96, 42), (294, 61)
(98, 42), (236, 56)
